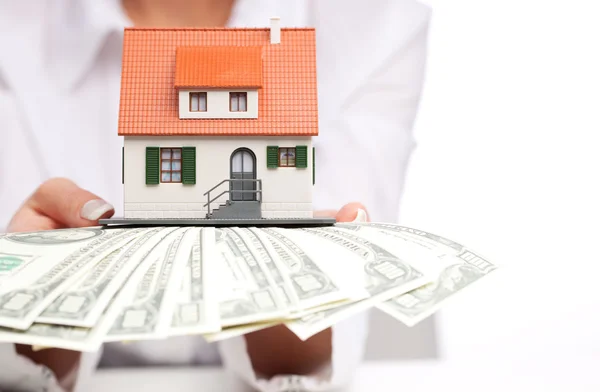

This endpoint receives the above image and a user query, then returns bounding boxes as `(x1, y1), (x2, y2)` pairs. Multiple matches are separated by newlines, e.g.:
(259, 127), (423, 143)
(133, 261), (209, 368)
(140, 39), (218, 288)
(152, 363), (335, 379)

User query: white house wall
(123, 136), (313, 219)
(178, 89), (259, 119)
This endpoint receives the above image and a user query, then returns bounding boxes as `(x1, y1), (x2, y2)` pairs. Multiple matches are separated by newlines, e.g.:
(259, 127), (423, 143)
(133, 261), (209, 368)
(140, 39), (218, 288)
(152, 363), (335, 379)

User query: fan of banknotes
(0, 222), (497, 352)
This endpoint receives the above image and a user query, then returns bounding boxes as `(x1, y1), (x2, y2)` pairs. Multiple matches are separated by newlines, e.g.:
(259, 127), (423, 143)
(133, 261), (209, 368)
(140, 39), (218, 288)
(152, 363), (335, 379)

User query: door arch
(230, 148), (256, 201)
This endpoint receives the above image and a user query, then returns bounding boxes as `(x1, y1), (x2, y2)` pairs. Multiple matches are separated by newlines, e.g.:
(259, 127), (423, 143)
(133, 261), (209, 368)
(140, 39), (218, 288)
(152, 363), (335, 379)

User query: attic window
(190, 92), (207, 112)
(230, 92), (247, 112)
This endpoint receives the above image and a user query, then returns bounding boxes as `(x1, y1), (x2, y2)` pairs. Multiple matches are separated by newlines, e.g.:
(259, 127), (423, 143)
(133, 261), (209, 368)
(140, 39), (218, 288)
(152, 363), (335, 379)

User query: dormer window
(190, 92), (207, 112)
(175, 46), (261, 119)
(230, 92), (247, 112)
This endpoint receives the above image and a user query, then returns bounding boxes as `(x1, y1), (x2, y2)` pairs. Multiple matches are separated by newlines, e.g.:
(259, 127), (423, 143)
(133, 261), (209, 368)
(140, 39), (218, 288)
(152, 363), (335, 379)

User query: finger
(26, 178), (114, 228)
(313, 209), (338, 218)
(335, 202), (369, 222)
(7, 207), (61, 233)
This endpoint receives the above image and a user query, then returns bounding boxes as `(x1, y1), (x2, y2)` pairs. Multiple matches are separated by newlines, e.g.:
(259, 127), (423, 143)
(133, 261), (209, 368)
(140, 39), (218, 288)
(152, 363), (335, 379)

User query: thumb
(335, 202), (369, 222)
(27, 178), (114, 228)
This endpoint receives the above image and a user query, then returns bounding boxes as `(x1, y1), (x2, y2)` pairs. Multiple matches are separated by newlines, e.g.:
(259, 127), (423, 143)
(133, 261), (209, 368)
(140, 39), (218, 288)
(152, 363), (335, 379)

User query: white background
(397, 0), (600, 377)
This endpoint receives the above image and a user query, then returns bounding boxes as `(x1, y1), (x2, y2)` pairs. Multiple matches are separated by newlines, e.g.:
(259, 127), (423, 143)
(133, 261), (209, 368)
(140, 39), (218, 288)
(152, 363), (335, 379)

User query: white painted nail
(353, 208), (368, 222)
(80, 199), (114, 221)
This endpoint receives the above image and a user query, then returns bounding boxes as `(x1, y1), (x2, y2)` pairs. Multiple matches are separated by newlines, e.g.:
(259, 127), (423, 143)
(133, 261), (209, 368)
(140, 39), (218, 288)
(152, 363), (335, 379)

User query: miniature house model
(119, 19), (317, 220)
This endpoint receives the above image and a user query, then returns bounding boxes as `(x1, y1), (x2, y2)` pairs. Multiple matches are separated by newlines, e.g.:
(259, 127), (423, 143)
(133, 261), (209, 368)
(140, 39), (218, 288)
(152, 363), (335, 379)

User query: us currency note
(202, 321), (279, 343)
(212, 227), (290, 327)
(271, 226), (436, 340)
(0, 253), (40, 286)
(0, 323), (104, 352)
(0, 227), (148, 330)
(102, 227), (196, 341)
(0, 297), (124, 352)
(257, 227), (366, 315)
(232, 228), (298, 310)
(0, 228), (116, 287)
(337, 222), (498, 326)
(36, 227), (178, 327)
(170, 228), (221, 336)
(229, 228), (349, 320)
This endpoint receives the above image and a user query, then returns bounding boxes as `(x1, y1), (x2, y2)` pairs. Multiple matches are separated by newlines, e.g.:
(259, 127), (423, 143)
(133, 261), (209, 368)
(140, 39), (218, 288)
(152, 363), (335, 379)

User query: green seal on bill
(0, 255), (24, 272)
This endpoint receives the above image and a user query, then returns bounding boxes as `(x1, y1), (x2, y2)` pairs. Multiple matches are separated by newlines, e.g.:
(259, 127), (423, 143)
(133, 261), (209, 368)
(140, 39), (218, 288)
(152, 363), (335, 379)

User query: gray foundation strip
(99, 217), (336, 228)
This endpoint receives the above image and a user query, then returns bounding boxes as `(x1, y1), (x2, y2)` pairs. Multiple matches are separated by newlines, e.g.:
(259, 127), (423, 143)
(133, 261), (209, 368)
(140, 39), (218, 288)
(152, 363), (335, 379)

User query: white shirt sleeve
(0, 344), (65, 392)
(217, 310), (370, 392)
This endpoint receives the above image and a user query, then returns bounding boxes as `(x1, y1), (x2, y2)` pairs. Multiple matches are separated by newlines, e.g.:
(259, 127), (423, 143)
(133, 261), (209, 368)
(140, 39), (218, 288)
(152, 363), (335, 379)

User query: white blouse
(0, 0), (431, 390)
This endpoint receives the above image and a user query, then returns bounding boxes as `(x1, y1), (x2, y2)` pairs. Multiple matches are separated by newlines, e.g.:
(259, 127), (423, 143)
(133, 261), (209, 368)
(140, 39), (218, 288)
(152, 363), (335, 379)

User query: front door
(230, 148), (256, 201)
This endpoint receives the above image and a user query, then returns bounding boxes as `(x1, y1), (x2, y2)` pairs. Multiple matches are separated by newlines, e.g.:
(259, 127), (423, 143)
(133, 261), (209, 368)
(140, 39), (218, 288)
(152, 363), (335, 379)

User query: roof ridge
(124, 27), (315, 32)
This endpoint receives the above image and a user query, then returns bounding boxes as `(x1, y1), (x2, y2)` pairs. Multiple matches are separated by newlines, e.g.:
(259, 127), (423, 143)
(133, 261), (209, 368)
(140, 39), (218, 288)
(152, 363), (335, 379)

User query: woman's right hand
(7, 178), (115, 233)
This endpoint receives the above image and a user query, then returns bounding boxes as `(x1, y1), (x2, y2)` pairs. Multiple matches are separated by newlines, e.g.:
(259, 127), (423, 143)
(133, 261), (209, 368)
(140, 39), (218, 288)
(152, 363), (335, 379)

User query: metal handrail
(205, 189), (259, 206)
(204, 179), (262, 216)
(203, 179), (230, 196)
(203, 178), (261, 196)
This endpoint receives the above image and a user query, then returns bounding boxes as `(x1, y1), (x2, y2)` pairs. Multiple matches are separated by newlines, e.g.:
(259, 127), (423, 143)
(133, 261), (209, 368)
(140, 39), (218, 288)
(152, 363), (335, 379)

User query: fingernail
(80, 199), (114, 221)
(353, 208), (368, 222)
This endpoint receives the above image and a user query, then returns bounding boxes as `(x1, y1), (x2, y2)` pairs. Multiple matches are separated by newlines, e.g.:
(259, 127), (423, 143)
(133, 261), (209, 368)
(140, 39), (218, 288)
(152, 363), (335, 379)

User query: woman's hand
(313, 202), (369, 223)
(6, 177), (371, 385)
(6, 177), (114, 391)
(7, 178), (114, 233)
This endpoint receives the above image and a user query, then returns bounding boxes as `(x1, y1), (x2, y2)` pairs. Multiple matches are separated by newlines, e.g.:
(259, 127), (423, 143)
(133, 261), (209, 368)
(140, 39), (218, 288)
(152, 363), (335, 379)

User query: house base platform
(99, 217), (336, 228)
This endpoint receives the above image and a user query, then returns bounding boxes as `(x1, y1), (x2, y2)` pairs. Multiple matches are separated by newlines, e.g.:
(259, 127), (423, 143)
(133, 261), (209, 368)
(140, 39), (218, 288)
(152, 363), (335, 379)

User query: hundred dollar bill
(232, 228), (299, 310)
(212, 227), (290, 327)
(0, 252), (40, 287)
(102, 227), (196, 342)
(36, 227), (178, 327)
(203, 321), (279, 343)
(0, 297), (123, 352)
(0, 227), (148, 329)
(229, 228), (349, 320)
(169, 228), (221, 336)
(271, 226), (437, 340)
(257, 227), (366, 314)
(0, 323), (104, 352)
(337, 222), (498, 326)
(0, 228), (115, 286)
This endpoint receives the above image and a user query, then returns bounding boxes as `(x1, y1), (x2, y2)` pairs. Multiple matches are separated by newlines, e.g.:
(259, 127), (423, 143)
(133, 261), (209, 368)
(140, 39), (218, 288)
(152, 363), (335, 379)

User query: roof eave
(174, 85), (263, 89)
(119, 132), (318, 137)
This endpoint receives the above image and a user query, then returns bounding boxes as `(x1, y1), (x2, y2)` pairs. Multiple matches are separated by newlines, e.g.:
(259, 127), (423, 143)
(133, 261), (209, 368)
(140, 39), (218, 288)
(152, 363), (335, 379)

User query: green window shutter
(122, 147), (124, 184)
(145, 147), (159, 185)
(312, 147), (315, 184)
(296, 145), (308, 168)
(182, 147), (196, 184)
(267, 146), (279, 168)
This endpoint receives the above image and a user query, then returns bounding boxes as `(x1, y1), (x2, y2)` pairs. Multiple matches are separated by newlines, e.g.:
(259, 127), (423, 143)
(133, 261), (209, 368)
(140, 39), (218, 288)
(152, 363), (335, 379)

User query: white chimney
(270, 17), (280, 44)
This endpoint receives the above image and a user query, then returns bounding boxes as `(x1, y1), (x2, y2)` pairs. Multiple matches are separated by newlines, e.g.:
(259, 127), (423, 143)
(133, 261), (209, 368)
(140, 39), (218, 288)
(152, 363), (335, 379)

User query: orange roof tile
(175, 46), (263, 88)
(118, 27), (318, 136)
